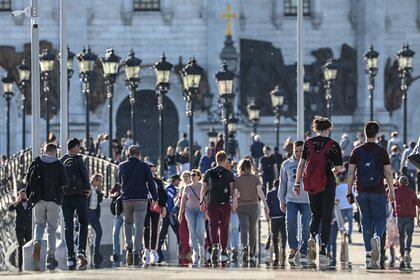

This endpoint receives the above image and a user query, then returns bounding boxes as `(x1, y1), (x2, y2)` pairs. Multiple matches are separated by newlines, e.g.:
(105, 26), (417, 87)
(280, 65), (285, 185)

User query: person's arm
(200, 182), (208, 212)
(145, 167), (158, 201)
(383, 165), (395, 202)
(178, 191), (187, 223)
(232, 188), (239, 212)
(294, 159), (306, 188)
(278, 163), (287, 212)
(346, 163), (356, 198)
(257, 185), (269, 215)
(8, 199), (20, 211)
(79, 157), (90, 189)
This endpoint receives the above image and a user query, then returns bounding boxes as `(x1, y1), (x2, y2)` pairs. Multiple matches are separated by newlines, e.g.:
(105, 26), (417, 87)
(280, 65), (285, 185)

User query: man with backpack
(60, 138), (91, 270)
(200, 150), (235, 267)
(26, 143), (67, 271)
(294, 116), (343, 269)
(118, 145), (157, 267)
(347, 121), (395, 270)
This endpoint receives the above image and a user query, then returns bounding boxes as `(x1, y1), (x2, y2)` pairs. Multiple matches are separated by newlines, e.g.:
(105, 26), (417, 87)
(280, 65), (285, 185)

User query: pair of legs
(87, 209), (102, 255)
(229, 212), (239, 251)
(112, 215), (124, 256)
(271, 217), (287, 257)
(286, 202), (311, 256)
(122, 200), (148, 255)
(16, 229), (31, 271)
(62, 196), (88, 260)
(207, 204), (231, 252)
(340, 208), (353, 237)
(185, 207), (206, 263)
(157, 213), (179, 256)
(237, 204), (259, 255)
(397, 216), (414, 257)
(144, 208), (160, 251)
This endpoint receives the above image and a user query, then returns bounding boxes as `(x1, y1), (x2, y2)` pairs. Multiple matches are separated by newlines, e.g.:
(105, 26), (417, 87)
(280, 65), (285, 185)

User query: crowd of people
(5, 116), (420, 272)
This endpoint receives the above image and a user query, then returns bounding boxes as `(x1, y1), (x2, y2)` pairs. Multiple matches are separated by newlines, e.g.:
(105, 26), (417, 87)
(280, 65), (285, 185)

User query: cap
(171, 174), (181, 181)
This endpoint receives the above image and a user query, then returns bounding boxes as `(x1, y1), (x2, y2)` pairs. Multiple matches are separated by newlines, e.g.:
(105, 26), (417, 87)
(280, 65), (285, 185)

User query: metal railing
(0, 149), (118, 271)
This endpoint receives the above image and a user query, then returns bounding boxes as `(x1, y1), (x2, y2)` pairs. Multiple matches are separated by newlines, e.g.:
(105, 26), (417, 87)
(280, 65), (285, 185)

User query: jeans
(122, 199), (148, 254)
(112, 215), (123, 255)
(185, 207), (205, 255)
(286, 202), (311, 255)
(340, 208), (353, 237)
(262, 176), (274, 194)
(271, 218), (287, 256)
(309, 188), (335, 251)
(207, 204), (231, 251)
(87, 209), (102, 254)
(229, 212), (239, 250)
(397, 216), (414, 256)
(62, 196), (88, 258)
(327, 221), (338, 262)
(356, 192), (387, 252)
(158, 214), (179, 253)
(34, 200), (60, 257)
(237, 204), (259, 255)
(16, 229), (31, 271)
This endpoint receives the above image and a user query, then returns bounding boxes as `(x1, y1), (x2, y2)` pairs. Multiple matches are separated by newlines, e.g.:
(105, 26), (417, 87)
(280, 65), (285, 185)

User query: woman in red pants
(178, 171), (192, 266)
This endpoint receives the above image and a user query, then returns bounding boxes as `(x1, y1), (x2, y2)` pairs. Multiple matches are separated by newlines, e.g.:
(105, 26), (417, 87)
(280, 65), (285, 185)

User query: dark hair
(364, 121), (380, 138)
(182, 133), (187, 138)
(67, 138), (81, 149)
(264, 145), (271, 151)
(216, 150), (228, 163)
(294, 140), (304, 147)
(44, 143), (57, 154)
(128, 145), (140, 157)
(312, 116), (333, 133)
(410, 141), (416, 149)
(273, 178), (280, 188)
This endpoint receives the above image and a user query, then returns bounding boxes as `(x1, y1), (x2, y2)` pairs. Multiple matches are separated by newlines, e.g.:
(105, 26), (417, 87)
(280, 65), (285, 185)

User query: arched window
(133, 0), (160, 11)
(284, 0), (311, 16)
(0, 0), (11, 11)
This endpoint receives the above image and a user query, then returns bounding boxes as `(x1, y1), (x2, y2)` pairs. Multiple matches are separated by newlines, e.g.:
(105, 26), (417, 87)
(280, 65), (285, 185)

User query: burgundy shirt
(349, 142), (390, 194)
(394, 184), (420, 217)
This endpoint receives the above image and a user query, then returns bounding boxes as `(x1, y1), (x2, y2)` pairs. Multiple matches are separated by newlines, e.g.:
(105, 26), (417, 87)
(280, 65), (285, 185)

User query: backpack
(356, 145), (382, 187)
(207, 167), (230, 205)
(302, 139), (334, 195)
(62, 155), (85, 196)
(27, 157), (43, 204)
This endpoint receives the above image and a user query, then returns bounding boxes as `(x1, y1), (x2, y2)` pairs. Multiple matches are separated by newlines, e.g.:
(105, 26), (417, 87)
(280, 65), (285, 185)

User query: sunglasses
(191, 173), (198, 177)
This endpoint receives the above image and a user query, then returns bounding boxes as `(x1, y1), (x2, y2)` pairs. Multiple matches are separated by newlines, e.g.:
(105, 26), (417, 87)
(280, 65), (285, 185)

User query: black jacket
(26, 156), (67, 205)
(9, 202), (32, 231)
(154, 178), (168, 208)
(60, 154), (90, 195)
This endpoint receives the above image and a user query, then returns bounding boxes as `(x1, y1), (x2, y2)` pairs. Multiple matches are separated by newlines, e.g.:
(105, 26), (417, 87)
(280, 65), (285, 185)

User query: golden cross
(221, 4), (237, 36)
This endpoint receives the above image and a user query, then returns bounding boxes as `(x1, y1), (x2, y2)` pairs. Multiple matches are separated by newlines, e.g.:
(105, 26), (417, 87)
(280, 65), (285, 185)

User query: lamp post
(66, 47), (74, 136)
(77, 47), (97, 146)
(322, 59), (338, 119)
(247, 100), (260, 134)
(181, 57), (203, 169)
(364, 46), (379, 121)
(17, 59), (31, 150)
(154, 53), (173, 177)
(2, 73), (14, 157)
(215, 61), (235, 149)
(39, 49), (55, 140)
(227, 116), (238, 158)
(270, 86), (286, 149)
(123, 50), (142, 143)
(101, 48), (121, 159)
(397, 44), (415, 145)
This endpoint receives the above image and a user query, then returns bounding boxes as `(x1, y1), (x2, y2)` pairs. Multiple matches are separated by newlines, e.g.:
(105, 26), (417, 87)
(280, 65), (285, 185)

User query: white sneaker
(370, 237), (380, 269)
(142, 249), (150, 265)
(150, 250), (159, 265)
(365, 253), (372, 269)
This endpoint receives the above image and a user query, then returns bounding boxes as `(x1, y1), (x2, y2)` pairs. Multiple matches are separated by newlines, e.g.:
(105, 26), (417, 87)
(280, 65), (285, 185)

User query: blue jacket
(118, 157), (157, 201)
(199, 155), (215, 174)
(165, 183), (178, 213)
(266, 188), (285, 218)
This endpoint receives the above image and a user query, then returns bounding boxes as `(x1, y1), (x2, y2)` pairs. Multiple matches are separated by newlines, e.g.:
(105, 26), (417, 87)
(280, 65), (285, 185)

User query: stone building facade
(0, 0), (419, 158)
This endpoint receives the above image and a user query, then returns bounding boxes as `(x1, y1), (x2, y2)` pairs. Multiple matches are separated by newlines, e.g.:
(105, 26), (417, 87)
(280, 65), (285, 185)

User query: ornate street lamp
(215, 61), (235, 149)
(226, 116), (239, 158)
(2, 73), (14, 157)
(123, 50), (142, 143)
(39, 49), (55, 140)
(17, 59), (30, 150)
(322, 59), (338, 119)
(154, 53), (173, 177)
(59, 47), (75, 137)
(77, 47), (97, 147)
(397, 43), (415, 144)
(270, 86), (286, 150)
(181, 57), (203, 168)
(101, 48), (121, 159)
(364, 46), (379, 121)
(247, 100), (260, 134)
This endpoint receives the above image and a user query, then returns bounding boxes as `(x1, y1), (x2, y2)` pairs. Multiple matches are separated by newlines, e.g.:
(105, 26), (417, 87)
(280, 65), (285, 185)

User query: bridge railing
(0, 149), (118, 271)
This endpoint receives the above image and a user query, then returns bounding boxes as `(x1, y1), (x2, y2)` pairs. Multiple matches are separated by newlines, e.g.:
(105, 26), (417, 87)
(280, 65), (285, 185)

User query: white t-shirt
(335, 183), (353, 210)
(89, 186), (98, 210)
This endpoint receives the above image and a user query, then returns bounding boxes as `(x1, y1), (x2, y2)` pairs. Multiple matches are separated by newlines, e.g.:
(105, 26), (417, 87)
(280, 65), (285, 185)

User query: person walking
(60, 138), (91, 270)
(402, 141), (417, 182)
(258, 146), (277, 194)
(164, 146), (178, 177)
(201, 151), (235, 267)
(118, 145), (157, 267)
(294, 116), (343, 269)
(176, 133), (189, 154)
(87, 174), (104, 268)
(335, 175), (354, 243)
(387, 131), (403, 153)
(26, 143), (67, 271)
(199, 147), (215, 174)
(340, 134), (353, 162)
(250, 135), (264, 168)
(278, 140), (311, 266)
(8, 189), (32, 271)
(109, 183), (123, 267)
(232, 158), (269, 267)
(347, 121), (395, 270)
(389, 145), (402, 176)
(178, 171), (193, 266)
(179, 169), (205, 266)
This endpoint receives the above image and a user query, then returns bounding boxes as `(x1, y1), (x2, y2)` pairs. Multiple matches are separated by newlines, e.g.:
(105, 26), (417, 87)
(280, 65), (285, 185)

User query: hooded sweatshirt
(278, 156), (309, 204)
(394, 184), (420, 217)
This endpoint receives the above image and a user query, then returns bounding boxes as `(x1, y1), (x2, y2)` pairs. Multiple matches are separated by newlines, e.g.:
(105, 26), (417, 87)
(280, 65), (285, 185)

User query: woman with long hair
(177, 170), (192, 266)
(179, 169), (205, 266)
(232, 158), (269, 266)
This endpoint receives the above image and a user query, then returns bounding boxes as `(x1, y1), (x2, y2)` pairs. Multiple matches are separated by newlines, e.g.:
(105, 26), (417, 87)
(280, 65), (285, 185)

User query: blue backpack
(356, 145), (382, 187)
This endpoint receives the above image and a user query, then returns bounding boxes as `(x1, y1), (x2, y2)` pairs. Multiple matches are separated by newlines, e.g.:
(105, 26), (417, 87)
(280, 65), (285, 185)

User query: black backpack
(62, 155), (85, 196)
(27, 157), (43, 204)
(207, 167), (230, 205)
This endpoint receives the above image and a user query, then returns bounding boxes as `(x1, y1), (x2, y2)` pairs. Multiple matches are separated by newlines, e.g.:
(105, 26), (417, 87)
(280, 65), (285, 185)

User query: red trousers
(207, 204), (231, 251)
(178, 212), (191, 265)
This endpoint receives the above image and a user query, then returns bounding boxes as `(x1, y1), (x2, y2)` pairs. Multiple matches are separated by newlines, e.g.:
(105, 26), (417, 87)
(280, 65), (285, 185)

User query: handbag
(408, 153), (420, 169)
(149, 202), (162, 214)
